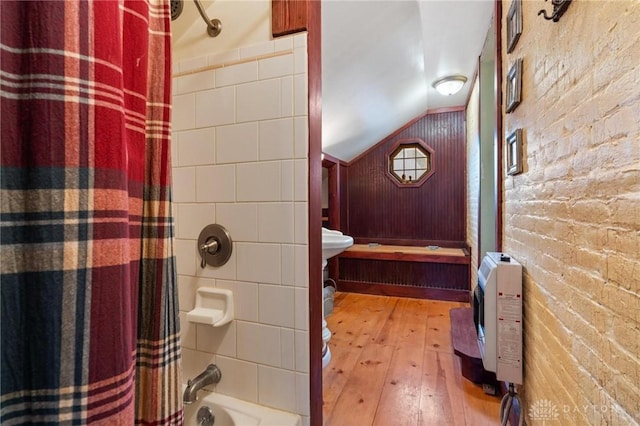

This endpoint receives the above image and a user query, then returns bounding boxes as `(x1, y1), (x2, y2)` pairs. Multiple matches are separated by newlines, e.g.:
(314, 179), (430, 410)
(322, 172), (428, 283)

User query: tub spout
(183, 364), (222, 405)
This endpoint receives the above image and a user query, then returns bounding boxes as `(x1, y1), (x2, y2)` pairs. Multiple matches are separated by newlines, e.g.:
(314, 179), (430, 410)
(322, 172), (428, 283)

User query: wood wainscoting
(337, 244), (471, 302)
(344, 110), (467, 244)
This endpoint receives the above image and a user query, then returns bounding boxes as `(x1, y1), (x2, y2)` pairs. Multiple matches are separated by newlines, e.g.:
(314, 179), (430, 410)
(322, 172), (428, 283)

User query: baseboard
(337, 280), (470, 302)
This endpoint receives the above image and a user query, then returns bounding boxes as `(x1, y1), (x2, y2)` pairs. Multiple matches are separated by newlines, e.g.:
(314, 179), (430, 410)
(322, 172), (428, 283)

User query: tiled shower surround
(171, 34), (310, 422)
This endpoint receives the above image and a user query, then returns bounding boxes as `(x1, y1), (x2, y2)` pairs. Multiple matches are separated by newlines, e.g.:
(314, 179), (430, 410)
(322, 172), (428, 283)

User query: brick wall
(502, 1), (639, 423)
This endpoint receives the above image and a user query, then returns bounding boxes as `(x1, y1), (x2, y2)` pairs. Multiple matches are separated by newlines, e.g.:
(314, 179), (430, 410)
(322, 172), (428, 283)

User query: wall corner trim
(272, 0), (309, 37)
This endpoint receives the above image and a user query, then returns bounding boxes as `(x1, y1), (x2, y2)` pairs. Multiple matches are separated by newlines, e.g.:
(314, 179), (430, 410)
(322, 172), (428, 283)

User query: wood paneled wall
(340, 259), (469, 290)
(345, 110), (467, 245)
(339, 164), (348, 231)
(272, 0), (308, 36)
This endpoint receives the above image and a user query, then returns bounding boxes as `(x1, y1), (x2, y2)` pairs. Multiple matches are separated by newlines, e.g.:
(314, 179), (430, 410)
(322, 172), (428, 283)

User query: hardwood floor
(322, 292), (501, 426)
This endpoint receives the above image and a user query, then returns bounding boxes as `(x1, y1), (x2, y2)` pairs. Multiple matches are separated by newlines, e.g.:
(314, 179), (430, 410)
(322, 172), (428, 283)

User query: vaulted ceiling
(322, 1), (494, 162)
(171, 1), (495, 163)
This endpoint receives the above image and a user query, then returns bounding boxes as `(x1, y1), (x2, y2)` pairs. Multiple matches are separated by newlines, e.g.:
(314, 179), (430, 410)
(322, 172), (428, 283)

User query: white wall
(171, 32), (311, 423)
(171, 0), (272, 63)
(466, 77), (480, 288)
(321, 168), (328, 209)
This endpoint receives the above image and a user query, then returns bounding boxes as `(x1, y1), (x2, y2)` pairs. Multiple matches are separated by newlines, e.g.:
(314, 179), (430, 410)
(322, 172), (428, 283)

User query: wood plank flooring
(323, 292), (501, 426)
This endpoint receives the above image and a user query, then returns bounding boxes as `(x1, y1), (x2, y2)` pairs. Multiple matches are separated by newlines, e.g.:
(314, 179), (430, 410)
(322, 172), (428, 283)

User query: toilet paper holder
(198, 224), (233, 268)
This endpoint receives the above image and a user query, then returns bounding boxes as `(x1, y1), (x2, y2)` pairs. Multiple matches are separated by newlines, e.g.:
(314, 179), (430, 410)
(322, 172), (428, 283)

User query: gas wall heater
(473, 252), (523, 385)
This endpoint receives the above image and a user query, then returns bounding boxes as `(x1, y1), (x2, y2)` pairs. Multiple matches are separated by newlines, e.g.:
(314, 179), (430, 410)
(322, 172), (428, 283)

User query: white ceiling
(321, 0), (494, 162)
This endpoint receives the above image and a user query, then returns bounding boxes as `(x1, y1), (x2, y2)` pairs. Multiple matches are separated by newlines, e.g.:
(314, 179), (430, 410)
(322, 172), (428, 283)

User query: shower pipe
(194, 0), (222, 37)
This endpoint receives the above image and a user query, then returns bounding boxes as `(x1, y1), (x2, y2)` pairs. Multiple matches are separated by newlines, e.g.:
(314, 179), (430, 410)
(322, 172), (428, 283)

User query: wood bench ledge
(339, 244), (470, 265)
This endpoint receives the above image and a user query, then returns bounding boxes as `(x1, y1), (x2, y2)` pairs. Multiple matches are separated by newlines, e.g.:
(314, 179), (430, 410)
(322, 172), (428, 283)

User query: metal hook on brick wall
(538, 0), (572, 22)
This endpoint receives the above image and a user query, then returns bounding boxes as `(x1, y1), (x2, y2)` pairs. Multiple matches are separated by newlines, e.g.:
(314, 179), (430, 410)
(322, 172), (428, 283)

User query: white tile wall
(179, 56), (207, 73)
(175, 239), (197, 276)
(180, 348), (215, 387)
(294, 117), (308, 159)
(176, 203), (215, 239)
(215, 203), (258, 242)
(237, 79), (283, 122)
(294, 46), (307, 75)
(258, 203), (294, 243)
(294, 159), (308, 201)
(179, 311), (196, 349)
(177, 127), (215, 167)
(281, 244), (295, 286)
(274, 37), (293, 53)
(195, 165), (236, 202)
(171, 131), (179, 167)
(294, 74), (307, 116)
(237, 162), (282, 202)
(172, 167), (196, 202)
(216, 61), (257, 88)
(176, 69), (215, 95)
(280, 76), (294, 117)
(236, 242), (281, 284)
(237, 321), (281, 366)
(215, 356), (258, 402)
(294, 330), (309, 373)
(196, 322), (237, 357)
(198, 251), (237, 280)
(258, 365), (296, 412)
(207, 50), (240, 67)
(259, 118), (294, 160)
(280, 328), (295, 370)
(281, 160), (294, 201)
(294, 202), (308, 244)
(294, 245), (309, 288)
(216, 280), (258, 322)
(259, 284), (295, 327)
(173, 93), (196, 131)
(195, 87), (235, 127)
(240, 41), (274, 59)
(295, 372), (310, 416)
(172, 34), (309, 418)
(216, 123), (258, 164)
(259, 54), (294, 80)
(294, 288), (308, 331)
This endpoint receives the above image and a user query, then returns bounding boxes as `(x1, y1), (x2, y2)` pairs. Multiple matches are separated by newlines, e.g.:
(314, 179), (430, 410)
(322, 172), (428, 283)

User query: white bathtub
(182, 389), (301, 426)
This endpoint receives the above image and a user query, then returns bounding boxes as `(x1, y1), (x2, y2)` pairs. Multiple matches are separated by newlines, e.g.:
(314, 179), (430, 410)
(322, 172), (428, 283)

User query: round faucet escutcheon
(197, 406), (214, 426)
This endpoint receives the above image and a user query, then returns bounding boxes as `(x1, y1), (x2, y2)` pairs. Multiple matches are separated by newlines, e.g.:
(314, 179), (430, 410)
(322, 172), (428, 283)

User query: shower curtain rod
(194, 0), (222, 37)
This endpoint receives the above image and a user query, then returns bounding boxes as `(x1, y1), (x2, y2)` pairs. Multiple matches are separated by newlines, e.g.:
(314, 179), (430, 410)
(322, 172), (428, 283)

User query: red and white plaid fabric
(1, 1), (182, 423)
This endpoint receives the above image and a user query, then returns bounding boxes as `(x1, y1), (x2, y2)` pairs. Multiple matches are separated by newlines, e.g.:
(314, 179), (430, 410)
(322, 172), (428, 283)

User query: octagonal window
(388, 140), (433, 186)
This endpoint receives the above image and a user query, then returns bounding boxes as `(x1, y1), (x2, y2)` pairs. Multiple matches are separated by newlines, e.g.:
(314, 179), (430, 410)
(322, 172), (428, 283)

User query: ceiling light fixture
(432, 75), (467, 96)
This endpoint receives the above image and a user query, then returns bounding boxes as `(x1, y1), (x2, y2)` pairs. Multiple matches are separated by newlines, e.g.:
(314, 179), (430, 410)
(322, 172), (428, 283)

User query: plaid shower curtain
(1, 0), (182, 423)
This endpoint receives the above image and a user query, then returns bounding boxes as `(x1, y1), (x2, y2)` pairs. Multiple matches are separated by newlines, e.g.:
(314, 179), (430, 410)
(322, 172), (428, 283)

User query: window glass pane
(389, 142), (431, 184)
(405, 158), (415, 170)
